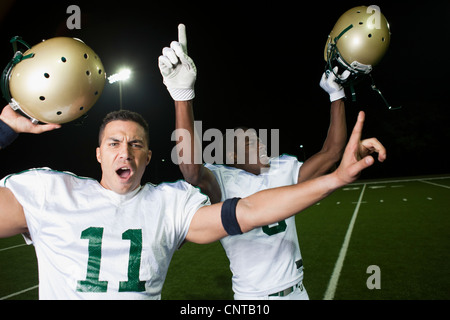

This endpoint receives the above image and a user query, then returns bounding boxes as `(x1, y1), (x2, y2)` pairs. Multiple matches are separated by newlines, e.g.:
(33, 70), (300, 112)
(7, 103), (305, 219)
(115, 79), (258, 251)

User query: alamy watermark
(66, 5), (81, 30)
(366, 5), (382, 30)
(366, 265), (381, 290)
(171, 121), (280, 165)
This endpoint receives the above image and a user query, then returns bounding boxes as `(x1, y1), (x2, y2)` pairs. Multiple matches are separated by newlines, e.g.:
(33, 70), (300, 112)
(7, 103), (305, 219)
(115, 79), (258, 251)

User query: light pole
(108, 68), (131, 110)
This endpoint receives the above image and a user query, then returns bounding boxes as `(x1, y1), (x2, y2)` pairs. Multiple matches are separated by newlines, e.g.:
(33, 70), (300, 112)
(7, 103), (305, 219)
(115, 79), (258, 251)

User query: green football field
(1, 175), (449, 300)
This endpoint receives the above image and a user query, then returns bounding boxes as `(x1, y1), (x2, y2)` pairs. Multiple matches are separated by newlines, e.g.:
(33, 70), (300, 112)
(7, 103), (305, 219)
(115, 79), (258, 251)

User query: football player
(159, 24), (386, 299)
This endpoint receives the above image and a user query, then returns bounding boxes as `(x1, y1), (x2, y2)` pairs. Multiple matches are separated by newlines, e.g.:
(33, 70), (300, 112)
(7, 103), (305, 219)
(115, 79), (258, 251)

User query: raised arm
(297, 99), (346, 183)
(297, 68), (348, 183)
(159, 24), (222, 203)
(174, 101), (222, 203)
(186, 111), (386, 244)
(0, 104), (60, 237)
(173, 100), (202, 183)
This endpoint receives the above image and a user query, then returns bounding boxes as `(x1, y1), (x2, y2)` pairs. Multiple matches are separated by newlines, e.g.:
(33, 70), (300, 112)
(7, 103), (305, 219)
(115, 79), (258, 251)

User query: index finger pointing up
(348, 111), (365, 147)
(178, 23), (187, 53)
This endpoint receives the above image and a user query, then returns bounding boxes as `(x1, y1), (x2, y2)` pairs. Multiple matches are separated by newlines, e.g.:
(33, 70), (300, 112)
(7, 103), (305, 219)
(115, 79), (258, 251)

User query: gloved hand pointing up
(159, 24), (197, 101)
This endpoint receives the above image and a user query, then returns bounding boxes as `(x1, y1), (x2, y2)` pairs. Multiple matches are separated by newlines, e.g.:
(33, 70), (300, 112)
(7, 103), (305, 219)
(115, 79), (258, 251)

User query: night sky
(0, 0), (449, 184)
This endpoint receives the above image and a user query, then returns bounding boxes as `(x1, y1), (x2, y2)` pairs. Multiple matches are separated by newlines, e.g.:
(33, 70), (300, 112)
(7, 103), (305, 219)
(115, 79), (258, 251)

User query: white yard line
(323, 184), (367, 300)
(351, 176), (450, 185)
(0, 243), (27, 252)
(419, 179), (450, 189)
(0, 285), (39, 300)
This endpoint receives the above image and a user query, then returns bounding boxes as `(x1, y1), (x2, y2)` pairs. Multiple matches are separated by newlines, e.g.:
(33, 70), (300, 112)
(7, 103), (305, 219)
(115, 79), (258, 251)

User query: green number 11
(76, 227), (146, 293)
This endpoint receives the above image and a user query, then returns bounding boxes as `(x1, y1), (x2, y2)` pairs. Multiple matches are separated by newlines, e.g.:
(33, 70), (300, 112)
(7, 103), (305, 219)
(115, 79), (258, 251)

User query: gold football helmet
(324, 5), (390, 85)
(323, 5), (398, 109)
(2, 37), (106, 124)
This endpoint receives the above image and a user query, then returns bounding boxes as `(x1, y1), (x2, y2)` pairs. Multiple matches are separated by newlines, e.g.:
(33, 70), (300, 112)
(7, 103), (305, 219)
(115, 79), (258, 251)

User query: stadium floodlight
(108, 68), (131, 84)
(108, 68), (131, 110)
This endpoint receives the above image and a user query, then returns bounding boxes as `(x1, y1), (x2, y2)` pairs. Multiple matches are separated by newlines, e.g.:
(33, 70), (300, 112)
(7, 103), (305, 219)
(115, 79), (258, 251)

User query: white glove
(320, 67), (350, 102)
(158, 24), (197, 101)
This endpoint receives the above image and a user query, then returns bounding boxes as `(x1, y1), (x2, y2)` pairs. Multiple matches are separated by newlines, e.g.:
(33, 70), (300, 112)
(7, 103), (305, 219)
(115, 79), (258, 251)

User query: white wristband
(168, 88), (195, 101)
(329, 89), (345, 102)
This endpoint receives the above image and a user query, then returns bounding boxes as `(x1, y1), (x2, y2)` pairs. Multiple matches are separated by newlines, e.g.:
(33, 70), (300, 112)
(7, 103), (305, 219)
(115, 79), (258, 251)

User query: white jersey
(205, 154), (304, 297)
(1, 168), (209, 300)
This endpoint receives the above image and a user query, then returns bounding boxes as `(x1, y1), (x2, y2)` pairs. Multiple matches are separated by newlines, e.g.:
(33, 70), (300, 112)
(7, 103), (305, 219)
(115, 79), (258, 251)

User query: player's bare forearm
(325, 99), (347, 157)
(237, 173), (341, 232)
(298, 99), (346, 182)
(188, 172), (343, 244)
(174, 100), (203, 184)
(174, 101), (222, 203)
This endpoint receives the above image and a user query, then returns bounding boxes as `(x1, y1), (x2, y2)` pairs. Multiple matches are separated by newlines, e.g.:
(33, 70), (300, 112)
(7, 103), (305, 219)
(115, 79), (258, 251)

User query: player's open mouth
(116, 166), (132, 179)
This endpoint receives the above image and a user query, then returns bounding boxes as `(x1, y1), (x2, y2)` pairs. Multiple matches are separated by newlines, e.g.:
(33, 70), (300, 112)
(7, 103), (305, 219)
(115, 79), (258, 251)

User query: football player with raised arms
(159, 24), (387, 299)
(1, 29), (384, 300)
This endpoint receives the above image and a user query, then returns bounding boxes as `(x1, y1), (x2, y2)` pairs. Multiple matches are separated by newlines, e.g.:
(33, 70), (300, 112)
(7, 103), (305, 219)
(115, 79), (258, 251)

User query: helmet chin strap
(1, 36), (35, 106)
(369, 74), (402, 110)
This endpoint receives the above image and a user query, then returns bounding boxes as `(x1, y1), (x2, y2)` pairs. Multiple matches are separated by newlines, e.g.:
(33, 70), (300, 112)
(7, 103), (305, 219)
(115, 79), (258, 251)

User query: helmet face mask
(324, 5), (391, 87)
(3, 37), (106, 124)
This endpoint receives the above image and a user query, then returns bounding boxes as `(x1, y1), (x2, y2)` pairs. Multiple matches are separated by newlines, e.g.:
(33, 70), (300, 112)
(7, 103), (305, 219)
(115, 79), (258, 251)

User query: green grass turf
(1, 176), (449, 300)
(333, 179), (450, 299)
